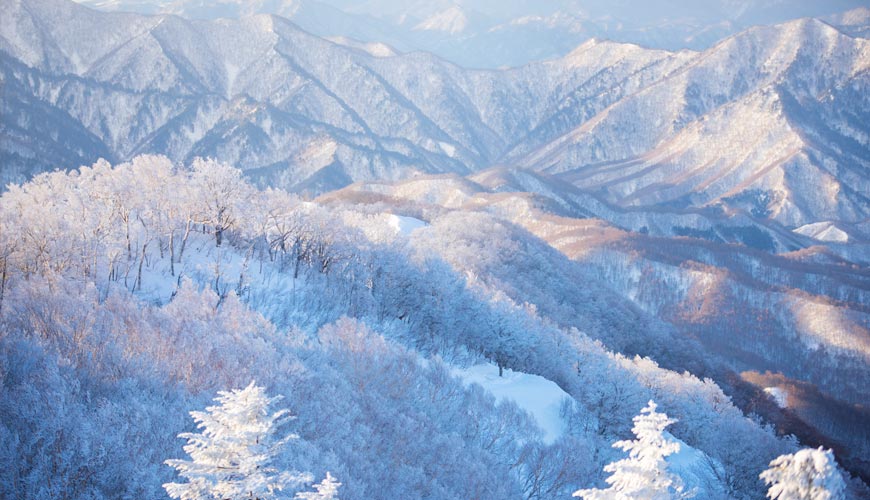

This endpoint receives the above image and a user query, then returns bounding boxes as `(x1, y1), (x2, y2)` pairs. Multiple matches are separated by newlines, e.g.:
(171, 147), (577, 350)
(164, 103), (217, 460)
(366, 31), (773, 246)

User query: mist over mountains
(2, 0), (870, 498)
(72, 0), (869, 68)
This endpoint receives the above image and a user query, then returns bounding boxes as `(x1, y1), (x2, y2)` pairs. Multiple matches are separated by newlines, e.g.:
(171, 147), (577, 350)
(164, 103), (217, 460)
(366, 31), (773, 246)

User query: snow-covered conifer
(760, 447), (845, 500)
(573, 400), (694, 500)
(164, 381), (311, 500)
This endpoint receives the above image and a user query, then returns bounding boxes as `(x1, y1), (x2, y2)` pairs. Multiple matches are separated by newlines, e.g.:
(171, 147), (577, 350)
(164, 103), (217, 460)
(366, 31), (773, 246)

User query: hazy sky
(72, 0), (867, 67)
(78, 0), (867, 24)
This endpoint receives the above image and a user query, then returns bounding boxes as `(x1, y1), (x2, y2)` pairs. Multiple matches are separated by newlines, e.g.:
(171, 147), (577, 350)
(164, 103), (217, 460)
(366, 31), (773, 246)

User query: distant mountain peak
(412, 5), (469, 34)
(2, 0), (869, 235)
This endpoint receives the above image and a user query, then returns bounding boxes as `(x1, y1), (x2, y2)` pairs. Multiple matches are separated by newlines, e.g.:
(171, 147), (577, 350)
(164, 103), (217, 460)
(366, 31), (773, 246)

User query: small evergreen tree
(760, 447), (845, 500)
(573, 400), (693, 500)
(164, 381), (312, 500)
(294, 472), (341, 500)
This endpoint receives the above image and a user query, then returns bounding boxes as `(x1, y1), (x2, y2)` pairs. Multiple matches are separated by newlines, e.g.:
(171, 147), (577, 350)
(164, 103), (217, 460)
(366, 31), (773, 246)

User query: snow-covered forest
(0, 156), (863, 498)
(3, 0), (870, 496)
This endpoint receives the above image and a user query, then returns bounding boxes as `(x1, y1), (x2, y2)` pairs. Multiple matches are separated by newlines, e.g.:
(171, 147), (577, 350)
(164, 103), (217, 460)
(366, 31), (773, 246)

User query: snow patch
(68, 51), (87, 74)
(326, 36), (397, 57)
(363, 42), (397, 58)
(451, 363), (568, 444)
(386, 214), (427, 236)
(793, 221), (849, 243)
(764, 386), (789, 408)
(438, 141), (457, 158)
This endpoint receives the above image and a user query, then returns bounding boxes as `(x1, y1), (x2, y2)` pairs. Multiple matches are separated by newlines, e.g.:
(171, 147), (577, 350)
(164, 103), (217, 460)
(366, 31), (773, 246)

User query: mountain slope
(1, 155), (814, 499)
(510, 19), (870, 229)
(2, 0), (870, 256)
(326, 169), (870, 484)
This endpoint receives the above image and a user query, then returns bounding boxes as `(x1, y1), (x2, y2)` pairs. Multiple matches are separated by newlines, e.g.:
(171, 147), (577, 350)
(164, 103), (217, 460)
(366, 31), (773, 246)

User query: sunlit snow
(764, 387), (789, 408)
(793, 222), (849, 243)
(413, 6), (468, 34)
(386, 214), (427, 236)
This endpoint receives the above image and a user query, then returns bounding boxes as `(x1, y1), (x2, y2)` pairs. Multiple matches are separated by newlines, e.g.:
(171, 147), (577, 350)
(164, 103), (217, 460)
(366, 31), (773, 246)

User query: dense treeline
(3, 156), (860, 498)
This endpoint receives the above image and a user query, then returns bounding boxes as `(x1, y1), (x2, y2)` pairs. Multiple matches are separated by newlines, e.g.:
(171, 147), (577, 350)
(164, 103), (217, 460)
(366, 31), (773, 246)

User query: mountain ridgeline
(3, 0), (870, 242)
(70, 0), (870, 68)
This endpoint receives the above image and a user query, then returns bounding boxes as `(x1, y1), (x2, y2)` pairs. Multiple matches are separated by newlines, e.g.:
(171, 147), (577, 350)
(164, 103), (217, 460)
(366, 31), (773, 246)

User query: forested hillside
(5, 156), (848, 499)
(3, 0), (870, 498)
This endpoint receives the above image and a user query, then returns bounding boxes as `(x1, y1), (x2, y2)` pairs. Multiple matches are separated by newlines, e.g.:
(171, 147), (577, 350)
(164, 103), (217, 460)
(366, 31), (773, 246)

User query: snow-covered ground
(666, 433), (727, 497)
(794, 222), (850, 243)
(132, 232), (303, 308)
(345, 212), (428, 243)
(451, 363), (569, 444)
(386, 214), (427, 236)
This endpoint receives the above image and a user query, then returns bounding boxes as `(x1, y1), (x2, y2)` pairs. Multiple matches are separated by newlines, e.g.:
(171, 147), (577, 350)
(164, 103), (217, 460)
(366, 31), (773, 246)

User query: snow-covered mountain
(3, 1), (870, 497)
(3, 0), (869, 259)
(70, 0), (869, 68)
(510, 20), (870, 231)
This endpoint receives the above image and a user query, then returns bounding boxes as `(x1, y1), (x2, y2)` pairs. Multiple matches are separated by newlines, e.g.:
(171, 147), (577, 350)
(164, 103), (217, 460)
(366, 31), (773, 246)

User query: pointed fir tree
(164, 381), (312, 500)
(294, 472), (341, 500)
(760, 447), (845, 500)
(574, 400), (694, 500)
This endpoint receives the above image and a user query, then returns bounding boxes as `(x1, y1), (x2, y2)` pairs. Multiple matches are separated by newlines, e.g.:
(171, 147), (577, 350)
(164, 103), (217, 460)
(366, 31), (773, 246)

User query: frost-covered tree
(760, 447), (845, 500)
(164, 381), (311, 500)
(294, 472), (341, 500)
(574, 400), (693, 500)
(191, 158), (249, 247)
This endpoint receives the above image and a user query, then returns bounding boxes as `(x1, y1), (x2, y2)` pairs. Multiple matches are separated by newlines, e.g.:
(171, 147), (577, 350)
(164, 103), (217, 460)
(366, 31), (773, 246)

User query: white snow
(764, 386), (789, 408)
(793, 222), (849, 243)
(328, 37), (397, 57)
(666, 432), (727, 497)
(438, 141), (457, 158)
(386, 214), (427, 236)
(362, 42), (397, 58)
(132, 234), (251, 303)
(451, 363), (568, 444)
(413, 6), (469, 34)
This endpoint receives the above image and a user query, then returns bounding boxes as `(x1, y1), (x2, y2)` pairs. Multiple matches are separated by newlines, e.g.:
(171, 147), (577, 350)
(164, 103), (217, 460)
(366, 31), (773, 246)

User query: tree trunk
(169, 230), (175, 277)
(179, 218), (193, 260)
(125, 218), (132, 260)
(0, 260), (7, 313)
(135, 243), (147, 292)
